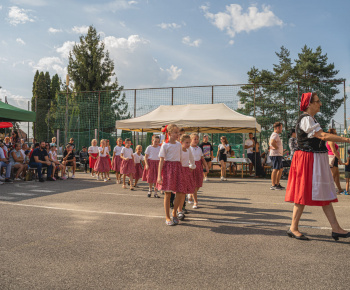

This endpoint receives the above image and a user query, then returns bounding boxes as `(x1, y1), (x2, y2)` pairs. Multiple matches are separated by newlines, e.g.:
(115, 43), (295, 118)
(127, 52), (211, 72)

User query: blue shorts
(270, 156), (283, 170)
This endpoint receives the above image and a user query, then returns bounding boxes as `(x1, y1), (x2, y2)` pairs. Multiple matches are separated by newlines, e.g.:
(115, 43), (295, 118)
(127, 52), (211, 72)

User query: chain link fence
(33, 81), (346, 157)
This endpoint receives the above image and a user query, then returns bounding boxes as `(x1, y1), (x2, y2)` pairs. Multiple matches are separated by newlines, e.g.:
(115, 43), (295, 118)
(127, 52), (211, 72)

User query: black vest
(296, 114), (327, 153)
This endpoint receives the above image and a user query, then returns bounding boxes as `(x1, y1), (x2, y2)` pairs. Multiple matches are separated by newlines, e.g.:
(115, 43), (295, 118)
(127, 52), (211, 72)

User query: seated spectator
(62, 144), (76, 178)
(67, 138), (76, 152)
(29, 141), (55, 182)
(0, 141), (12, 184)
(49, 144), (67, 180)
(20, 143), (30, 165)
(51, 137), (57, 146)
(29, 143), (40, 159)
(45, 142), (50, 153)
(79, 146), (89, 173)
(9, 143), (28, 181)
(4, 136), (12, 153)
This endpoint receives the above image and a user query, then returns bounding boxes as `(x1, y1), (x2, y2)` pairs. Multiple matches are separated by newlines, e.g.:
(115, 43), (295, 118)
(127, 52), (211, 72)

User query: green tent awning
(0, 101), (36, 122)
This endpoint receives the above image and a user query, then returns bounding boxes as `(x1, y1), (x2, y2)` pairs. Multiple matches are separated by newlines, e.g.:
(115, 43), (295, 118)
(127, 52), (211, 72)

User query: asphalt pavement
(1, 173), (350, 289)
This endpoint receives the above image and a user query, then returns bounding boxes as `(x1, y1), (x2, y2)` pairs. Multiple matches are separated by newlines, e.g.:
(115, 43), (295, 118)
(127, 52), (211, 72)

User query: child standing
(143, 136), (161, 198)
(189, 133), (209, 209)
(106, 140), (112, 180)
(112, 138), (124, 184)
(157, 124), (184, 226)
(177, 134), (196, 220)
(344, 149), (350, 195)
(216, 136), (230, 181)
(94, 139), (110, 182)
(88, 139), (99, 177)
(133, 145), (144, 188)
(120, 138), (136, 190)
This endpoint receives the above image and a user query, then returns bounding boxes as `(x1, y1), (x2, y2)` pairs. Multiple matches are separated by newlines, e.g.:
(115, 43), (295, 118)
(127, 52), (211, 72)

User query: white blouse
(300, 116), (322, 138)
(88, 146), (99, 154)
(159, 142), (181, 162)
(190, 146), (204, 161)
(145, 145), (161, 161)
(133, 153), (144, 164)
(113, 145), (124, 156)
(98, 147), (109, 157)
(121, 147), (133, 159)
(181, 148), (196, 169)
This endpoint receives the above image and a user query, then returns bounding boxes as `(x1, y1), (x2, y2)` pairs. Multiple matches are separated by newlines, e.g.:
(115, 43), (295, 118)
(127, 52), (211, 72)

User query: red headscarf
(300, 92), (312, 112)
(161, 125), (169, 144)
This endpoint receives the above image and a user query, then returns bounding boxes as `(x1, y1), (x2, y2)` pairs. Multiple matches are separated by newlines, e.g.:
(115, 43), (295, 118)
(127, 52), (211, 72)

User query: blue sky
(0, 0), (349, 133)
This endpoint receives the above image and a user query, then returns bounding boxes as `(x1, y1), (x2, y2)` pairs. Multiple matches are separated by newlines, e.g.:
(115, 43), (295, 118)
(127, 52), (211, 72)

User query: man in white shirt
(244, 132), (255, 176)
(269, 122), (284, 190)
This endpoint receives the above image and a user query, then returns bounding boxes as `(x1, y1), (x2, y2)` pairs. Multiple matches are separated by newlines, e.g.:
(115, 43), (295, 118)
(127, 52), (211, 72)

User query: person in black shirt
(62, 144), (76, 178)
(29, 141), (54, 182)
(79, 146), (89, 173)
(199, 134), (214, 181)
(67, 138), (76, 152)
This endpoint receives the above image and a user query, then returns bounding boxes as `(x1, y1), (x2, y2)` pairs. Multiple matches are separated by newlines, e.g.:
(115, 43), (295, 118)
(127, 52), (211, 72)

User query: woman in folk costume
(285, 92), (350, 241)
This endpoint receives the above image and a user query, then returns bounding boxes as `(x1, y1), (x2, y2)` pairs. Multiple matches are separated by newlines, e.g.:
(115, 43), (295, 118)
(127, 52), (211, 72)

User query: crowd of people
(1, 92), (350, 237)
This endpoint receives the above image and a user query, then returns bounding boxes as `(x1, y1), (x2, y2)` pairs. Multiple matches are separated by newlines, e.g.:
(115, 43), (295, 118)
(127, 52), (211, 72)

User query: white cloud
(0, 5), (2, 10)
(104, 35), (149, 52)
(119, 21), (126, 27)
(56, 41), (75, 59)
(10, 0), (47, 6)
(166, 65), (182, 81)
(48, 27), (62, 34)
(0, 57), (8, 63)
(0, 88), (30, 109)
(72, 25), (89, 34)
(157, 22), (181, 30)
(16, 38), (26, 45)
(84, 0), (136, 13)
(7, 6), (35, 26)
(30, 57), (66, 77)
(182, 36), (201, 47)
(202, 4), (283, 40)
(228, 40), (234, 45)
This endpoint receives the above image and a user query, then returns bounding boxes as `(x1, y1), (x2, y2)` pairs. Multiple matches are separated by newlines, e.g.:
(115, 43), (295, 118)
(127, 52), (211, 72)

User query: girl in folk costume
(133, 145), (144, 188)
(157, 124), (184, 226)
(120, 138), (136, 190)
(286, 92), (350, 241)
(88, 139), (99, 177)
(176, 134), (196, 221)
(189, 133), (209, 209)
(94, 139), (111, 182)
(112, 138), (124, 184)
(106, 140), (112, 180)
(142, 135), (161, 198)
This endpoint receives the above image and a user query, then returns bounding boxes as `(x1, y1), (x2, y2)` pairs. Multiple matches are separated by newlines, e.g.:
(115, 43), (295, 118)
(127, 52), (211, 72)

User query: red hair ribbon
(300, 92), (312, 112)
(161, 125), (169, 143)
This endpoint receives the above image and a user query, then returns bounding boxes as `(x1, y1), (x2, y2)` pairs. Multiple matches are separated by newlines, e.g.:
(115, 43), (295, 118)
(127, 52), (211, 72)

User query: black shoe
(270, 185), (276, 190)
(4, 178), (13, 183)
(182, 208), (188, 214)
(39, 178), (45, 182)
(277, 184), (285, 189)
(332, 232), (350, 241)
(47, 177), (55, 181)
(287, 230), (309, 240)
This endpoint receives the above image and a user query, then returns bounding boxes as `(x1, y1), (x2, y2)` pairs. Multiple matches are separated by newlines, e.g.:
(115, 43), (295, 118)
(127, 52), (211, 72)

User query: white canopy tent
(116, 103), (261, 133)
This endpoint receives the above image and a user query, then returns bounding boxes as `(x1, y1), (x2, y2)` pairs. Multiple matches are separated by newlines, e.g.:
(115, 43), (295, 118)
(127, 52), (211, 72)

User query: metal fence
(33, 81), (347, 156)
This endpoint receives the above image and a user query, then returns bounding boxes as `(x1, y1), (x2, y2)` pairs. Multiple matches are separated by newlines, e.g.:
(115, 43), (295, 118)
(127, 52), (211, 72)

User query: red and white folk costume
(133, 152), (144, 181)
(285, 93), (337, 206)
(190, 145), (204, 188)
(112, 145), (124, 172)
(157, 141), (182, 193)
(120, 147), (136, 175)
(94, 147), (110, 172)
(142, 145), (161, 184)
(88, 145), (99, 169)
(179, 148), (196, 194)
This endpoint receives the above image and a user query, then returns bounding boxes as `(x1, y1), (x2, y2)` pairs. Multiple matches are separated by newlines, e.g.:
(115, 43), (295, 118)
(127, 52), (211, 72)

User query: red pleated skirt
(142, 159), (159, 184)
(120, 159), (136, 175)
(134, 163), (143, 180)
(89, 153), (98, 169)
(285, 151), (338, 206)
(157, 161), (182, 193)
(192, 160), (203, 188)
(178, 166), (195, 194)
(94, 156), (110, 173)
(112, 155), (122, 172)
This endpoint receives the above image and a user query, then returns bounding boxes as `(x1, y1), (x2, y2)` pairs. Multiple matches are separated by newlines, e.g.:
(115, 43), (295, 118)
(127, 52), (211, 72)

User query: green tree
(67, 25), (130, 134)
(33, 72), (49, 141)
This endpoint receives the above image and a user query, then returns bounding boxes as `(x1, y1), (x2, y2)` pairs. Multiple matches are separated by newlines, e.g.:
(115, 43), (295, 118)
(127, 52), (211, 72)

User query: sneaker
(270, 185), (276, 190)
(96, 176), (100, 181)
(204, 177), (208, 182)
(178, 212), (185, 221)
(154, 193), (160, 198)
(220, 176), (224, 181)
(14, 178), (21, 181)
(147, 191), (151, 198)
(193, 203), (198, 209)
(276, 184), (285, 189)
(344, 191), (349, 195)
(104, 178), (108, 182)
(172, 217), (179, 225)
(71, 174), (75, 179)
(165, 220), (175, 226)
(5, 178), (13, 183)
